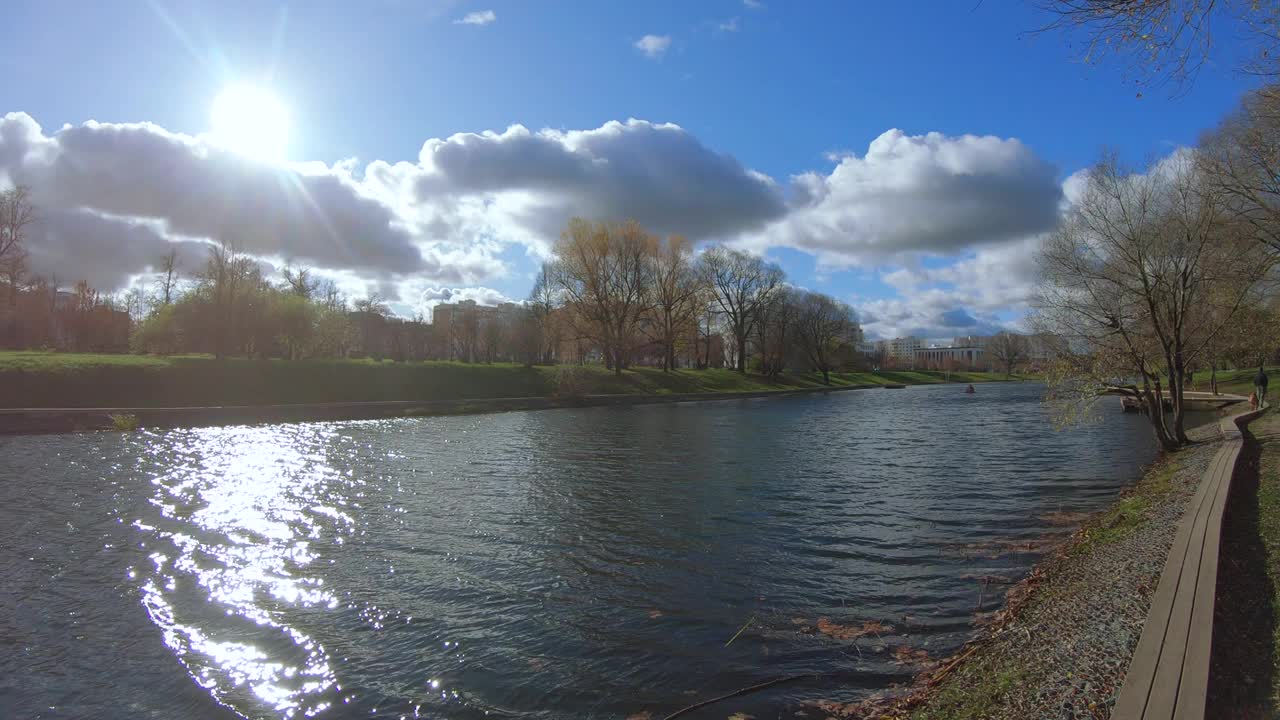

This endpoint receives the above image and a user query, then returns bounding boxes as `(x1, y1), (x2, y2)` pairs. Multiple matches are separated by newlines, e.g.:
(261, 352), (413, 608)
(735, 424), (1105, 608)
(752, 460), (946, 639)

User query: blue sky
(0, 0), (1262, 340)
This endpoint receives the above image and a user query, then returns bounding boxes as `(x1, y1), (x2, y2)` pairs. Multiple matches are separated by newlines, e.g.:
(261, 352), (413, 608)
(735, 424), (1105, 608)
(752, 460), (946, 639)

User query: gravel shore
(822, 422), (1224, 720)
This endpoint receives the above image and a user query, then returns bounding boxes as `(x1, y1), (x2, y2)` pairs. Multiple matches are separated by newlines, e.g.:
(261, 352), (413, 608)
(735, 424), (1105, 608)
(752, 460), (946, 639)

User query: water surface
(1, 382), (1158, 719)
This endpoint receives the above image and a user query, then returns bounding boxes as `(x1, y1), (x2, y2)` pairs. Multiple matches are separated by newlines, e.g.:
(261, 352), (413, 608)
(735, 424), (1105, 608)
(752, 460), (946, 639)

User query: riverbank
(820, 421), (1225, 719)
(0, 351), (1023, 409)
(0, 351), (1026, 433)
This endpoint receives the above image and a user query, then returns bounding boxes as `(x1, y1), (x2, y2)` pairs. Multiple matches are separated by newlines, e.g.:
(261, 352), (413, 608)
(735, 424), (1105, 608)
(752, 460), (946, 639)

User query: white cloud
(718, 17), (740, 32)
(744, 129), (1062, 267)
(408, 119), (787, 249)
(633, 34), (672, 59)
(3, 109), (1072, 329)
(743, 0), (764, 8)
(453, 9), (495, 25)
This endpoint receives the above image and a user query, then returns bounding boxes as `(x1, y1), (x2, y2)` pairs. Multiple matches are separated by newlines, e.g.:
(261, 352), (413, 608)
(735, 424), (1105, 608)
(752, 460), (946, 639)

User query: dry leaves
(814, 618), (893, 640)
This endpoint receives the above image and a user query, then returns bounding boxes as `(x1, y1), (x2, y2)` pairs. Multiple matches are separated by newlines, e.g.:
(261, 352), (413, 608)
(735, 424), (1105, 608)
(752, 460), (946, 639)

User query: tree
(283, 264), (319, 299)
(0, 185), (36, 275)
(198, 240), (255, 359)
(988, 332), (1029, 378)
(754, 286), (799, 377)
(0, 245), (28, 308)
(1036, 0), (1280, 91)
(154, 248), (181, 308)
(648, 235), (704, 371)
(510, 307), (544, 367)
(1200, 83), (1280, 256)
(795, 290), (857, 385)
(553, 218), (656, 376)
(527, 262), (562, 364)
(698, 245), (783, 373)
(1033, 153), (1270, 450)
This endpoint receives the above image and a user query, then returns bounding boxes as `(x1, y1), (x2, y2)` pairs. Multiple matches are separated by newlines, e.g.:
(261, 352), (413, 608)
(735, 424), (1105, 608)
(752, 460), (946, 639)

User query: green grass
(1190, 365), (1280, 397)
(0, 350), (1026, 408)
(913, 665), (1027, 720)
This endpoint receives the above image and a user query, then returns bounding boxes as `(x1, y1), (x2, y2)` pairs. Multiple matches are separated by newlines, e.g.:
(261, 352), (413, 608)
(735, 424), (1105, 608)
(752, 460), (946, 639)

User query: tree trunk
(822, 368), (830, 385)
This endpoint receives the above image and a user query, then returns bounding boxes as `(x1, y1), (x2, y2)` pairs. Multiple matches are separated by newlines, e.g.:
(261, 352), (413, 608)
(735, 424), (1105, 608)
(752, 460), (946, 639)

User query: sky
(0, 0), (1263, 341)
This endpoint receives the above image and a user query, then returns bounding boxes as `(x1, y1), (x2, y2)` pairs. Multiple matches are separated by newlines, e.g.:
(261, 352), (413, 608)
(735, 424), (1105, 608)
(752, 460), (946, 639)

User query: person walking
(1255, 366), (1269, 409)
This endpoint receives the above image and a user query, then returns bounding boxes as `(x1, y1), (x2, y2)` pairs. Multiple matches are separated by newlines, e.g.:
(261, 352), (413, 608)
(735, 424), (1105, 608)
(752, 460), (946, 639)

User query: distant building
(914, 345), (985, 370)
(951, 334), (992, 349)
(886, 336), (923, 359)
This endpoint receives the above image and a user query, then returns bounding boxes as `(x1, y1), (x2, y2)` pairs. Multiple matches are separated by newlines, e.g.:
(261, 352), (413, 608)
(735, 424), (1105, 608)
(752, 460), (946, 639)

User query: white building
(886, 336), (923, 359)
(914, 345), (986, 369)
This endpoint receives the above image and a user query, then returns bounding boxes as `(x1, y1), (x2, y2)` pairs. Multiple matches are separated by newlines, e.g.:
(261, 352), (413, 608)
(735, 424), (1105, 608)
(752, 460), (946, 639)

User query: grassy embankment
(1190, 366), (1279, 397)
(0, 351), (1027, 409)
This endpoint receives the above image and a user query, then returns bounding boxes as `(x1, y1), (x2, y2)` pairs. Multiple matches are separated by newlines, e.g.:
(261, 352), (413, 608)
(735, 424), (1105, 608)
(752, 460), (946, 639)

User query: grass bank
(1192, 365), (1280, 397)
(0, 351), (1026, 409)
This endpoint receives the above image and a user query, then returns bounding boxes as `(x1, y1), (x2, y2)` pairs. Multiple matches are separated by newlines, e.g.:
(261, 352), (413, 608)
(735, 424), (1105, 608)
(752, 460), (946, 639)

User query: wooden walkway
(1113, 408), (1266, 719)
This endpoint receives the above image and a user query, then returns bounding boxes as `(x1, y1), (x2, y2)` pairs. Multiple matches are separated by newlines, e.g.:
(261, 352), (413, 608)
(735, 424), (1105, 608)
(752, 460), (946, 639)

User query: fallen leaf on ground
(891, 645), (933, 666)
(815, 618), (892, 640)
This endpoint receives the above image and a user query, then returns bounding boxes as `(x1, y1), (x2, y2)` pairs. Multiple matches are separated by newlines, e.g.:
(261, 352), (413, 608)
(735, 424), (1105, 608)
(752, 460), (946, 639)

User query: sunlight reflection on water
(133, 424), (349, 718)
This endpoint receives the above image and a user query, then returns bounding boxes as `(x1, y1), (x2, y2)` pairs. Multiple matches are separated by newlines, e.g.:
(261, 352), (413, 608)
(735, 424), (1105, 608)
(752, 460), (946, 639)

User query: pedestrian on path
(1256, 366), (1269, 409)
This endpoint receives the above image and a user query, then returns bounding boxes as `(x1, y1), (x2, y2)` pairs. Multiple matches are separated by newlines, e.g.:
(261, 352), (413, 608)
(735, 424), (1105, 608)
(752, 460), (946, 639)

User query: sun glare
(211, 85), (289, 161)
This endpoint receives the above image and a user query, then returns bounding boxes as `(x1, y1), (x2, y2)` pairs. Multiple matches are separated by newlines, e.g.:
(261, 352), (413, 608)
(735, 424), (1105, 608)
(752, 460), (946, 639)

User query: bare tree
(283, 264), (319, 299)
(988, 332), (1029, 378)
(698, 245), (783, 373)
(0, 186), (36, 274)
(553, 218), (656, 376)
(1200, 83), (1280, 255)
(1032, 153), (1270, 449)
(648, 235), (704, 371)
(1035, 0), (1279, 91)
(155, 248), (181, 307)
(795, 290), (856, 385)
(527, 262), (562, 364)
(754, 286), (799, 377)
(0, 245), (28, 308)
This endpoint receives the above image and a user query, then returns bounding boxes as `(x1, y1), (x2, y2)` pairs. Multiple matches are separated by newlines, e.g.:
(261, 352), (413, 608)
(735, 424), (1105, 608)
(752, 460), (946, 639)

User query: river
(0, 382), (1159, 719)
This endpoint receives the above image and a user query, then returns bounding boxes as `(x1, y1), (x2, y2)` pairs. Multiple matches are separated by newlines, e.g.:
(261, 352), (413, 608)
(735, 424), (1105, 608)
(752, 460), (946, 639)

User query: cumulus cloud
(718, 17), (741, 32)
(453, 9), (495, 26)
(634, 35), (672, 59)
(408, 119), (787, 247)
(3, 107), (1070, 334)
(0, 113), (432, 284)
(858, 224), (1053, 340)
(748, 129), (1062, 266)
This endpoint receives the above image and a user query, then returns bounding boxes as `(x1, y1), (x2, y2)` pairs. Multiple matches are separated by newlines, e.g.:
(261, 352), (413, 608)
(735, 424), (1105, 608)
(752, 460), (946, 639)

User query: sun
(211, 85), (290, 161)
